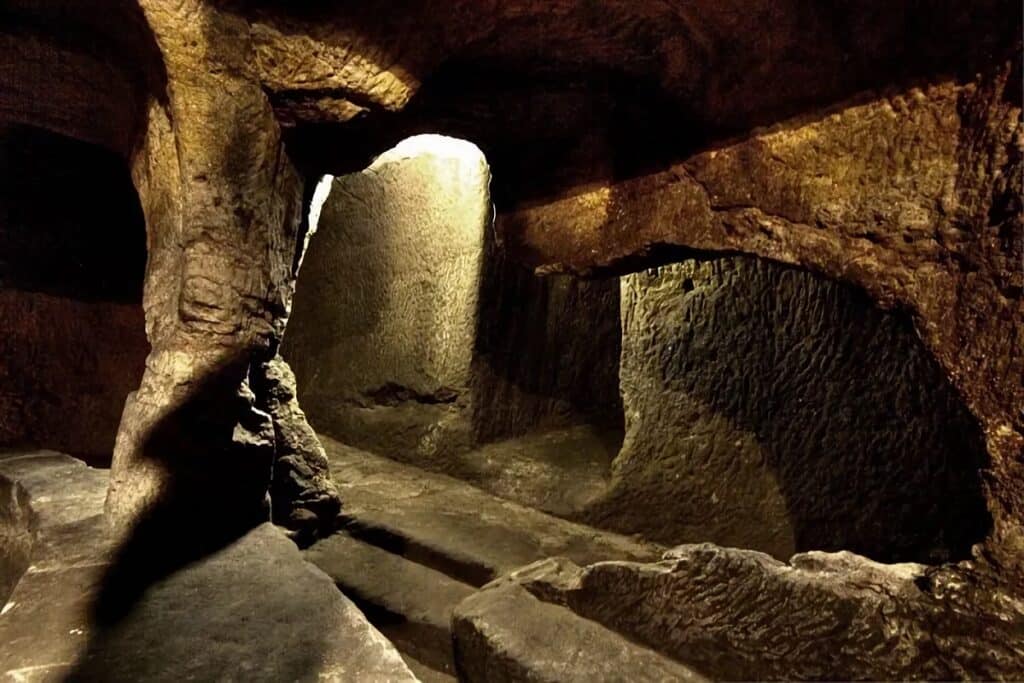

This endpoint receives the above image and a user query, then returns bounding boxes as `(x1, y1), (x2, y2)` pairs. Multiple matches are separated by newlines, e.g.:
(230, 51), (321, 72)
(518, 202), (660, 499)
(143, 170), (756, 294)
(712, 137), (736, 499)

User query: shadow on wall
(470, 216), (624, 444)
(587, 255), (991, 564)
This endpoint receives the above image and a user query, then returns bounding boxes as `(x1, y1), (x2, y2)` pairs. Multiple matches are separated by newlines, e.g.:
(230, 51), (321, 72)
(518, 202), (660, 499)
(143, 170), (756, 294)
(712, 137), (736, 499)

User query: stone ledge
(452, 579), (707, 683)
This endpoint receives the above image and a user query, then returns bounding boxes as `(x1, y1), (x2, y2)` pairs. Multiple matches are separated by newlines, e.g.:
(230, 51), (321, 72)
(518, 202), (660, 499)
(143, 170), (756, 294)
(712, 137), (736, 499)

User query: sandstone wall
(499, 71), (1024, 565)
(285, 135), (492, 466)
(585, 257), (989, 563)
(471, 244), (622, 443)
(0, 292), (147, 461)
(286, 136), (624, 469)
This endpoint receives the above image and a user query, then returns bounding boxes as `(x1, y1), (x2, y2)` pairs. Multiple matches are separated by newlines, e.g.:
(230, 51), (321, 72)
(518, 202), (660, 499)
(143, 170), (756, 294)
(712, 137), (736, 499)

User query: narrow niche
(0, 125), (149, 467)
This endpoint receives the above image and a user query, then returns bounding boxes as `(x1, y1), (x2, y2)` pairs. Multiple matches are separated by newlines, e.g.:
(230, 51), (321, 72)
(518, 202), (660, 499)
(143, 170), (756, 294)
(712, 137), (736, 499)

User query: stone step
(305, 532), (474, 677)
(321, 435), (662, 587)
(452, 578), (708, 682)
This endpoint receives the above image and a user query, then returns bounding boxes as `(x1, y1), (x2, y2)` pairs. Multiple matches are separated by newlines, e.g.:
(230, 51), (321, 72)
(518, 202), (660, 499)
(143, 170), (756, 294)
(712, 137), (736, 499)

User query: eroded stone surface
(286, 135), (491, 468)
(252, 355), (340, 538)
(504, 547), (1024, 681)
(452, 425), (619, 519)
(246, 0), (1022, 568)
(225, 0), (1013, 144)
(499, 72), (1024, 566)
(322, 435), (661, 586)
(0, 4), (1019, 678)
(0, 472), (32, 607)
(68, 523), (417, 682)
(470, 251), (623, 445)
(287, 136), (625, 474)
(306, 531), (475, 676)
(104, 0), (310, 530)
(585, 257), (990, 563)
(0, 2), (161, 157)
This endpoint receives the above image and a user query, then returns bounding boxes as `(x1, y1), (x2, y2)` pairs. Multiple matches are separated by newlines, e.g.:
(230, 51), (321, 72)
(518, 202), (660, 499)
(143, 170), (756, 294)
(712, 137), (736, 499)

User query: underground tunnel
(0, 0), (1022, 681)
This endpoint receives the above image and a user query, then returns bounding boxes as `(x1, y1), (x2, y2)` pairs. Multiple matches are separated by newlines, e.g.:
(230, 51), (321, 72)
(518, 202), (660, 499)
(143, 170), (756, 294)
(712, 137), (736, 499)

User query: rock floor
(447, 424), (622, 519)
(10, 441), (998, 681)
(0, 446), (694, 682)
(0, 450), (415, 682)
(319, 434), (659, 586)
(308, 436), (682, 680)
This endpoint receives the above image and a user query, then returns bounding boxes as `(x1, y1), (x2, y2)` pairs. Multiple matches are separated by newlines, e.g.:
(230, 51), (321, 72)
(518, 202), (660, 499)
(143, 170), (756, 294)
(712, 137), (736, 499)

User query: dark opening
(0, 124), (149, 465)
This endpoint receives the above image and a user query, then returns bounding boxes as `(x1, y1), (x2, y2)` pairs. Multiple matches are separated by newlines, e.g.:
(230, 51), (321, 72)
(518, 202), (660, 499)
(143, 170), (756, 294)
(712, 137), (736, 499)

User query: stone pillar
(106, 2), (337, 533)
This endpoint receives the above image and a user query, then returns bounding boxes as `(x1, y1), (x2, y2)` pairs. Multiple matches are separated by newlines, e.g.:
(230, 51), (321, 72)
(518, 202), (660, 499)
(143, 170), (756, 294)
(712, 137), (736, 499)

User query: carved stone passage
(286, 135), (625, 475)
(499, 72), (1024, 568)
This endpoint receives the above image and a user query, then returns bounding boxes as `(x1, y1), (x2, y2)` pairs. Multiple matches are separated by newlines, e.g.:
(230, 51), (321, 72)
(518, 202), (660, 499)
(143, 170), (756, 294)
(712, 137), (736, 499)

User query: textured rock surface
(500, 72), (1024, 566)
(0, 292), (148, 462)
(0, 451), (415, 682)
(10, 0), (1015, 564)
(230, 0), (1013, 155)
(102, 0), (312, 530)
(1, 4), (1019, 677)
(286, 135), (491, 467)
(307, 531), (475, 677)
(287, 135), (624, 469)
(0, 0), (1017, 562)
(224, 0), (1022, 568)
(67, 523), (417, 682)
(251, 355), (340, 538)
(585, 257), (990, 563)
(0, 125), (149, 462)
(452, 579), (707, 683)
(470, 245), (623, 444)
(0, 1), (162, 157)
(504, 547), (1024, 681)
(452, 425), (619, 518)
(0, 470), (32, 607)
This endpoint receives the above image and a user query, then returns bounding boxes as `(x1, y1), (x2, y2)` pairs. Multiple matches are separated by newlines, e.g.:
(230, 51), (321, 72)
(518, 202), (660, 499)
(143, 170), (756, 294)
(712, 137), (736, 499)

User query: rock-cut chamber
(284, 134), (990, 565)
